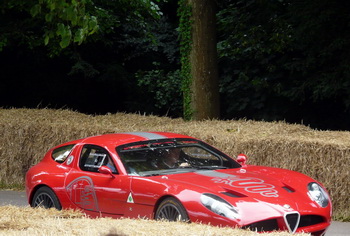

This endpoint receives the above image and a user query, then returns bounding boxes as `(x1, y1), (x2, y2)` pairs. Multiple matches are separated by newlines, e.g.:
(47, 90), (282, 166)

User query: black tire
(155, 197), (189, 222)
(31, 186), (62, 210)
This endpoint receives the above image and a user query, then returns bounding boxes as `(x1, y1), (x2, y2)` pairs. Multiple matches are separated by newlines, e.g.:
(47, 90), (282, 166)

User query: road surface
(0, 190), (349, 235)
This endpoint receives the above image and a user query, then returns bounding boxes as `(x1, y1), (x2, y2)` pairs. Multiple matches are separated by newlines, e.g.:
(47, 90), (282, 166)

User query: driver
(161, 148), (190, 168)
(104, 156), (117, 173)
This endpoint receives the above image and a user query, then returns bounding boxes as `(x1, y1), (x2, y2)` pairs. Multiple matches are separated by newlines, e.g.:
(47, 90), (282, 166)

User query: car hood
(162, 167), (303, 197)
(151, 166), (315, 222)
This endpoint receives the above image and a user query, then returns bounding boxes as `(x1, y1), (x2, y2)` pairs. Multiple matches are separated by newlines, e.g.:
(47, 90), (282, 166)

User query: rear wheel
(31, 186), (62, 210)
(155, 197), (189, 222)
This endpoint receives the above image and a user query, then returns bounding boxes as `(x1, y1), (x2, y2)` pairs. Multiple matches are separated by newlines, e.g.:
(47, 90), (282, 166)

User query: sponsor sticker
(127, 192), (134, 203)
(198, 171), (279, 198)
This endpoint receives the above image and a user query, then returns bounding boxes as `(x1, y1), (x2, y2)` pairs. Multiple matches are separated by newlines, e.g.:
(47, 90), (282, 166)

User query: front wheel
(31, 186), (62, 210)
(155, 197), (189, 222)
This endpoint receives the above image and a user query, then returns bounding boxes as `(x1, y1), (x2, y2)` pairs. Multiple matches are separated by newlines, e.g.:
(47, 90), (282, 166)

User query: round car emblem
(283, 204), (291, 209)
(67, 155), (74, 165)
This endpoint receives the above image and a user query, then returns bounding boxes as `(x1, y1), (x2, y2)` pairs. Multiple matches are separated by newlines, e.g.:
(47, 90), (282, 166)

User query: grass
(0, 108), (349, 221)
(0, 206), (308, 235)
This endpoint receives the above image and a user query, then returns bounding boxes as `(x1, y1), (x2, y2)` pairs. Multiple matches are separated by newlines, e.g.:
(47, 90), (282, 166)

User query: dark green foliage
(217, 0), (350, 129)
(1, 0), (98, 51)
(0, 0), (182, 117)
(177, 0), (193, 120)
(218, 0), (292, 119)
(137, 67), (182, 116)
(1, 0), (350, 129)
(121, 11), (182, 116)
(0, 0), (162, 53)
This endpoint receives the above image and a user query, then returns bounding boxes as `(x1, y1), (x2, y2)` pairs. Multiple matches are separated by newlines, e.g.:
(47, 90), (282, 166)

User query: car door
(65, 144), (130, 216)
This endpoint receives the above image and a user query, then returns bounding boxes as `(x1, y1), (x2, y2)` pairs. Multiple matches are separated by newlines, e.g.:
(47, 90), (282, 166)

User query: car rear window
(52, 144), (75, 163)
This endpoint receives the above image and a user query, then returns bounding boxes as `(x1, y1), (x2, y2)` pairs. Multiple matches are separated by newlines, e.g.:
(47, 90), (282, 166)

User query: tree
(0, 0), (172, 115)
(217, 0), (350, 129)
(0, 0), (162, 53)
(178, 0), (220, 120)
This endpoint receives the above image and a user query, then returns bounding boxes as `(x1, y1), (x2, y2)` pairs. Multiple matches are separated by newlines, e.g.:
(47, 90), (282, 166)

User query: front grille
(284, 212), (300, 233)
(299, 215), (325, 228)
(243, 219), (279, 232)
(242, 214), (325, 233)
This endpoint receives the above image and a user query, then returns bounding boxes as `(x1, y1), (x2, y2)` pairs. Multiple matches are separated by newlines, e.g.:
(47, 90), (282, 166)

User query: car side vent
(221, 189), (247, 198)
(284, 212), (300, 234)
(222, 192), (244, 198)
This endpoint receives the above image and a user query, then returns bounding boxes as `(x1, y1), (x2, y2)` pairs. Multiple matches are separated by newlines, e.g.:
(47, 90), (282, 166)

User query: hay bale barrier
(0, 108), (349, 221)
(0, 206), (305, 236)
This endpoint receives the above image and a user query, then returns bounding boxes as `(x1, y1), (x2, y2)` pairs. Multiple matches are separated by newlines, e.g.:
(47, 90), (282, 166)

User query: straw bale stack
(0, 206), (306, 235)
(0, 108), (348, 221)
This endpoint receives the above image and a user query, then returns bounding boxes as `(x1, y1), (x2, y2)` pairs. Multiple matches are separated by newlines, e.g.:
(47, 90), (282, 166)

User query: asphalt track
(0, 190), (349, 235)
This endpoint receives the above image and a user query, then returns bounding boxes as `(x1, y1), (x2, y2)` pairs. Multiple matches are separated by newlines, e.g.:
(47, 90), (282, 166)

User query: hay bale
(0, 206), (306, 235)
(0, 108), (348, 220)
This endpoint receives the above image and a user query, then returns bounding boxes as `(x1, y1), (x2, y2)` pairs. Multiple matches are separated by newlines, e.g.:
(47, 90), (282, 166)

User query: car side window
(52, 144), (75, 163)
(79, 145), (117, 174)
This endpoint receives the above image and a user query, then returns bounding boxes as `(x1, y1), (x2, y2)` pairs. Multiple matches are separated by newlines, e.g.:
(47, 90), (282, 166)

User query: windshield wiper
(143, 173), (161, 177)
(193, 165), (228, 170)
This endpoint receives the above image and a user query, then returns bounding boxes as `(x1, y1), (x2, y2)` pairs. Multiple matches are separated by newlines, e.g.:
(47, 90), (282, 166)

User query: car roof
(78, 132), (195, 147)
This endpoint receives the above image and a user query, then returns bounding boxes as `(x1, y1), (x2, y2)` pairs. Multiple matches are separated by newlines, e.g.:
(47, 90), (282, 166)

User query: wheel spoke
(159, 204), (181, 221)
(34, 193), (54, 208)
(156, 198), (189, 223)
(165, 206), (171, 219)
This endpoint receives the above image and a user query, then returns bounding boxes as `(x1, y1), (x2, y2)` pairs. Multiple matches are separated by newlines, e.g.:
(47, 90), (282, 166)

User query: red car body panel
(26, 132), (332, 235)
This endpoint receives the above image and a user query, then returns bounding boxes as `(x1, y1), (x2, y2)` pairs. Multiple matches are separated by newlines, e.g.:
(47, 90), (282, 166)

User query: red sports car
(26, 132), (332, 235)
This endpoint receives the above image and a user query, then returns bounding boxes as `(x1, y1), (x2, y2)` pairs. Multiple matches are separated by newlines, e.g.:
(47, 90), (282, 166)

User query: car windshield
(117, 138), (240, 176)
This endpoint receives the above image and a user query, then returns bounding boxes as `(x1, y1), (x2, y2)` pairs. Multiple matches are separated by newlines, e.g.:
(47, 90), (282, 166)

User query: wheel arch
(29, 184), (53, 206)
(153, 194), (189, 219)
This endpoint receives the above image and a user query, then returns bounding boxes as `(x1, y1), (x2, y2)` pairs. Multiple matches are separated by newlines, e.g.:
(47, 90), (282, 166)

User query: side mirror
(99, 166), (115, 178)
(236, 154), (248, 167)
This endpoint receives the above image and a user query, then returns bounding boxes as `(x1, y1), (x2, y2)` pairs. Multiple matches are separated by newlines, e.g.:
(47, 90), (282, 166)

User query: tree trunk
(189, 0), (220, 120)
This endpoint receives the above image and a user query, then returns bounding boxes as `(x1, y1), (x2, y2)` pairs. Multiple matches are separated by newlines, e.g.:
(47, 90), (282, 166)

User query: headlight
(200, 193), (239, 220)
(307, 182), (329, 207)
